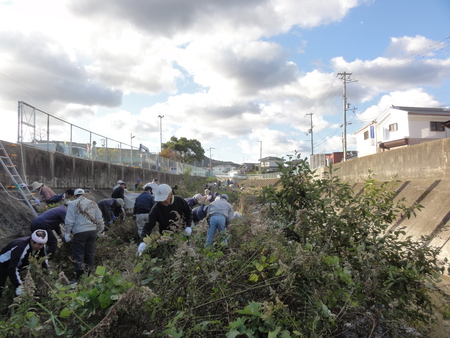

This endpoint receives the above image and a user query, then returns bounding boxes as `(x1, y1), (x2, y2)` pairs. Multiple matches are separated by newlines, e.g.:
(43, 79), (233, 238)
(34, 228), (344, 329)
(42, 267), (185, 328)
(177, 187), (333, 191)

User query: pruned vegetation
(0, 154), (447, 337)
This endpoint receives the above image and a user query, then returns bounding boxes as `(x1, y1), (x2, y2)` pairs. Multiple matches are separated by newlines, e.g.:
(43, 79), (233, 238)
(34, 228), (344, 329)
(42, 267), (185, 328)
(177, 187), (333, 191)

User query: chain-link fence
(17, 101), (209, 177)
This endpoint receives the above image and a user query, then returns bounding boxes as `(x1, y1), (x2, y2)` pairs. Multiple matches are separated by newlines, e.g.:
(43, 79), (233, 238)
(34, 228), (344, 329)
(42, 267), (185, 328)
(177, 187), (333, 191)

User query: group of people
(136, 183), (234, 253)
(0, 178), (235, 297)
(0, 187), (105, 296)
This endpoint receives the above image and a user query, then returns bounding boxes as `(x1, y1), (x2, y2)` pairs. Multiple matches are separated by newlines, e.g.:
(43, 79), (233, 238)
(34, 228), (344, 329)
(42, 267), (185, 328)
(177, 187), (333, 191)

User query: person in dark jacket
(133, 185), (156, 236)
(137, 184), (193, 254)
(46, 189), (75, 205)
(29, 205), (67, 260)
(0, 229), (49, 296)
(97, 198), (125, 228)
(111, 182), (126, 199)
(185, 193), (204, 209)
(192, 204), (209, 223)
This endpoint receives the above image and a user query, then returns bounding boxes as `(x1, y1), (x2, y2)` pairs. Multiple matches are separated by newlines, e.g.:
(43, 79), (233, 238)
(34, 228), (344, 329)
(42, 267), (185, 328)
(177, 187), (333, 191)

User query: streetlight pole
(258, 141), (262, 176)
(209, 147), (215, 177)
(130, 133), (135, 166)
(158, 115), (164, 153)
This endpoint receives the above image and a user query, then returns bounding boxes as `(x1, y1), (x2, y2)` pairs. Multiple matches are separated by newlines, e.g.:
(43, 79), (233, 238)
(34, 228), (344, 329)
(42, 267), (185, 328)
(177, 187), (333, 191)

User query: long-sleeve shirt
(30, 205), (66, 236)
(134, 192), (156, 214)
(111, 186), (125, 199)
(192, 204), (209, 222)
(207, 199), (234, 225)
(141, 195), (192, 238)
(38, 185), (56, 203)
(65, 196), (104, 234)
(0, 237), (48, 287)
(97, 199), (123, 223)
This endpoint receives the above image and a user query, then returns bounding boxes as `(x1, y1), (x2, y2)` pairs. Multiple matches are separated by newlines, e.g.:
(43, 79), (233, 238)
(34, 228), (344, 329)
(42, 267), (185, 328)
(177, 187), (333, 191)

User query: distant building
(355, 105), (450, 157)
(258, 156), (284, 172)
(211, 160), (239, 174)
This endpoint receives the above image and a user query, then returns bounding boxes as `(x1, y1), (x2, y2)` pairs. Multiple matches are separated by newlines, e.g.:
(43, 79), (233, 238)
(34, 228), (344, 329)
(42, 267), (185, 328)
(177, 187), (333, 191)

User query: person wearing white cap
(185, 193), (205, 209)
(0, 229), (49, 296)
(65, 188), (105, 282)
(137, 184), (193, 254)
(204, 194), (234, 247)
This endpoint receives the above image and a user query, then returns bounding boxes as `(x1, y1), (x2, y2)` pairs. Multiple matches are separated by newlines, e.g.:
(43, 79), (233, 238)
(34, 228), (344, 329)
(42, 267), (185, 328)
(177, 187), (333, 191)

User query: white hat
(30, 181), (43, 191)
(31, 229), (48, 244)
(115, 198), (124, 206)
(74, 188), (85, 196)
(154, 184), (173, 202)
(194, 193), (204, 203)
(117, 180), (124, 184)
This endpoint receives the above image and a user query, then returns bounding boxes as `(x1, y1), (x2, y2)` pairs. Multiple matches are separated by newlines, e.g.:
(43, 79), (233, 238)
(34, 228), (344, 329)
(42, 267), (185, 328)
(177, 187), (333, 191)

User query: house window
(430, 121), (445, 131)
(388, 123), (398, 132)
(363, 131), (369, 140)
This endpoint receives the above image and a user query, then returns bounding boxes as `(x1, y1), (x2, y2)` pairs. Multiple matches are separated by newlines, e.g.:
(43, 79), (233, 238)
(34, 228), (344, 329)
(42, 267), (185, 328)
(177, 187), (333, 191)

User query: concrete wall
(316, 137), (450, 183)
(315, 138), (450, 267)
(1, 141), (181, 190)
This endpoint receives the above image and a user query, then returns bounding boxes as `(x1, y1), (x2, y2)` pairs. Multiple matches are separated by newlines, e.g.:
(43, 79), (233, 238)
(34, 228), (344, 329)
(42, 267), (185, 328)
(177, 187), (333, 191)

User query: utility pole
(157, 115), (164, 153)
(257, 141), (262, 176)
(337, 72), (357, 161)
(208, 147), (215, 177)
(130, 133), (135, 166)
(305, 113), (314, 156)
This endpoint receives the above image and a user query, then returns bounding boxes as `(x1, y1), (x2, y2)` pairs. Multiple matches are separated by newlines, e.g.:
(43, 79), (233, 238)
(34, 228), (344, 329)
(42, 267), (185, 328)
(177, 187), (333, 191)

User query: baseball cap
(221, 194), (229, 201)
(74, 188), (85, 196)
(117, 180), (124, 184)
(154, 184), (173, 202)
(115, 198), (124, 206)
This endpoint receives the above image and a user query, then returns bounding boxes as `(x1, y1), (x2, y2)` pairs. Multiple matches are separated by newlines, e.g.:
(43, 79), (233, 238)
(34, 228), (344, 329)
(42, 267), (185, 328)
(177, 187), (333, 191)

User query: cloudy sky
(0, 0), (449, 164)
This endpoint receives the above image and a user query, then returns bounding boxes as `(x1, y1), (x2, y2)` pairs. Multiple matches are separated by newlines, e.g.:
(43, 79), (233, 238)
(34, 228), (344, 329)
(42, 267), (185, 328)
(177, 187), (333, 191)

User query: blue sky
(0, 0), (449, 164)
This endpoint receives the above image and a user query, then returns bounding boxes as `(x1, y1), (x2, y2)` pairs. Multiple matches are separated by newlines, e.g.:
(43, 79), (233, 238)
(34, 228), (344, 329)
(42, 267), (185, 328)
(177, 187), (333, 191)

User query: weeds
(0, 167), (444, 337)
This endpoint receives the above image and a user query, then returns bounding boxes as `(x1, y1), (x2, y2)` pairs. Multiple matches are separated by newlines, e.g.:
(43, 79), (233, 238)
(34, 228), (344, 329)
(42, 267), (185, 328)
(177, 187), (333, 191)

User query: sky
(0, 0), (449, 164)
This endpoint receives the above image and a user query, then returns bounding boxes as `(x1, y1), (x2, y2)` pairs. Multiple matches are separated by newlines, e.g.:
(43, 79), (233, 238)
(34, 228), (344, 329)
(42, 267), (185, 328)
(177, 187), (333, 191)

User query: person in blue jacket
(97, 198), (125, 228)
(133, 185), (156, 236)
(185, 193), (204, 209)
(30, 204), (67, 260)
(0, 229), (49, 296)
(192, 204), (209, 223)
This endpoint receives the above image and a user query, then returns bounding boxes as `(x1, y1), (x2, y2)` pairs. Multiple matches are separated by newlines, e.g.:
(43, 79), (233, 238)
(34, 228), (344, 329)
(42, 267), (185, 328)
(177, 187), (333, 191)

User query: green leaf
(268, 327), (281, 338)
(59, 308), (72, 318)
(238, 302), (261, 316)
(249, 274), (259, 282)
(95, 266), (106, 276)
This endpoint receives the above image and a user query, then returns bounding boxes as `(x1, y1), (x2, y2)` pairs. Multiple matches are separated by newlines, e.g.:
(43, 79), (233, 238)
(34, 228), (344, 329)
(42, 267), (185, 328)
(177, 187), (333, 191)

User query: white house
(259, 156), (285, 171)
(211, 161), (239, 174)
(355, 105), (450, 157)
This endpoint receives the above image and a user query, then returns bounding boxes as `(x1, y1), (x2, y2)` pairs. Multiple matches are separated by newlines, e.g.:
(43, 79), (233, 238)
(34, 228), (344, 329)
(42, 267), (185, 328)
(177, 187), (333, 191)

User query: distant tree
(161, 136), (205, 163)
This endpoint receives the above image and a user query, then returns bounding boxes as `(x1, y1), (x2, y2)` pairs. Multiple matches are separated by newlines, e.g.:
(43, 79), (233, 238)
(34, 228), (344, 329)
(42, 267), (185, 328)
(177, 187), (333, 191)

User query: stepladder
(0, 140), (40, 217)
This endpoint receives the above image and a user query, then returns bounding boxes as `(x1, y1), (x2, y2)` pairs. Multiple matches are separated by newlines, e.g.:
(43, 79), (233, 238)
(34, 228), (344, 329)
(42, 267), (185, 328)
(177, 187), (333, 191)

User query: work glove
(137, 242), (147, 255)
(64, 233), (71, 242)
(97, 231), (105, 238)
(15, 285), (24, 296)
(183, 227), (192, 236)
(111, 215), (116, 221)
